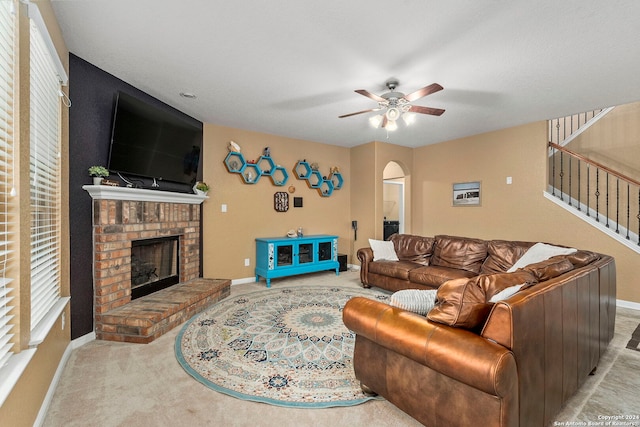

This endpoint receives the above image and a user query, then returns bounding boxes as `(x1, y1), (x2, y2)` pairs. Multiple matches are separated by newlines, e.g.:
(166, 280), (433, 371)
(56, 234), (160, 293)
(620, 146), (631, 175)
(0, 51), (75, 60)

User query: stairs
(546, 108), (640, 255)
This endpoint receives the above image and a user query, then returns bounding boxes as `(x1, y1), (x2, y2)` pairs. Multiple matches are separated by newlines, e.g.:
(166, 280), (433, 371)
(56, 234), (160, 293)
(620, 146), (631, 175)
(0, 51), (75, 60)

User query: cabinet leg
(335, 268), (340, 276)
(266, 278), (271, 288)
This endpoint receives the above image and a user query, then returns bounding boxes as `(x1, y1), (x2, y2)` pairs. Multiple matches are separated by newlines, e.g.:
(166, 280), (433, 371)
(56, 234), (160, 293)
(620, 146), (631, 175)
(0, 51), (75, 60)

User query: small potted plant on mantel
(88, 166), (109, 185)
(193, 181), (210, 196)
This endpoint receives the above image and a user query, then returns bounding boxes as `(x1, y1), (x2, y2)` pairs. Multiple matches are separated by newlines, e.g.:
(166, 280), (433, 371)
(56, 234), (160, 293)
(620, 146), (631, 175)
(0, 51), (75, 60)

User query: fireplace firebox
(131, 236), (179, 299)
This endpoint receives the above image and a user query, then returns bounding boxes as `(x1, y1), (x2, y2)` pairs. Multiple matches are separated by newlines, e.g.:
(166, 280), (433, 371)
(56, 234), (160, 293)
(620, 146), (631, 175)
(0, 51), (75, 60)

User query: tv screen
(108, 92), (203, 186)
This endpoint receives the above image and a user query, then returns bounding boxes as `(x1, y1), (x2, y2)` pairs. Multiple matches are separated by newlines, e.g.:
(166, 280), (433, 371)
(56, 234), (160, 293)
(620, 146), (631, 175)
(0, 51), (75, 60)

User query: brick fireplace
(84, 186), (230, 343)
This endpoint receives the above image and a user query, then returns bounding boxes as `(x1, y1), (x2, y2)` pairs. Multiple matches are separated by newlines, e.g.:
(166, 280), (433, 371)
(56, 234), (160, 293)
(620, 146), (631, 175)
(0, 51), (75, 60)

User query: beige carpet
(43, 271), (640, 427)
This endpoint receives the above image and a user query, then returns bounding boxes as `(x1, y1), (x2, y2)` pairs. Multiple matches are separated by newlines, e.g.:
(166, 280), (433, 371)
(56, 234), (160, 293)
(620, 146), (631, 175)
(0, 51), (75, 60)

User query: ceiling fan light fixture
(385, 107), (401, 121)
(402, 112), (416, 125)
(385, 119), (398, 131)
(369, 114), (383, 128)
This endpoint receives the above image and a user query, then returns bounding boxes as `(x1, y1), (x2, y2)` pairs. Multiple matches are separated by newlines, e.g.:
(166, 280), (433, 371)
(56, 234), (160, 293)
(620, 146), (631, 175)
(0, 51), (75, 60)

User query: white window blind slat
(29, 12), (61, 332)
(0, 0), (15, 369)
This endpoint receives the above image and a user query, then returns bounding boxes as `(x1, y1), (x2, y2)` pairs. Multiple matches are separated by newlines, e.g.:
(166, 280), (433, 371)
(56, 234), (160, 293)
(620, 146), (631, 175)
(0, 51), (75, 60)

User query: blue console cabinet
(255, 235), (340, 287)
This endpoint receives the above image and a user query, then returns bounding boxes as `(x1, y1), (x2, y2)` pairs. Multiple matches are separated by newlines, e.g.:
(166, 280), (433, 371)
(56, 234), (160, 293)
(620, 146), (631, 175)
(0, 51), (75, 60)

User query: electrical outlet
(221, 204), (227, 212)
(506, 176), (513, 185)
(244, 258), (250, 267)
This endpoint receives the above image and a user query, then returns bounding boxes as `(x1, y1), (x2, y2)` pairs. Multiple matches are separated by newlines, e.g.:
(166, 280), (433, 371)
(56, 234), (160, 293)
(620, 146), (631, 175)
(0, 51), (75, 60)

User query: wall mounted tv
(108, 91), (203, 186)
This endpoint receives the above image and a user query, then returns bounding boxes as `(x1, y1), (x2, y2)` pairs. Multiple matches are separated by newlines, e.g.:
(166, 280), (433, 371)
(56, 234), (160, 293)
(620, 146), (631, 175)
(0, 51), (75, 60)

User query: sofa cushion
(389, 234), (435, 266)
(427, 271), (537, 330)
(368, 239), (399, 261)
(522, 256), (574, 281)
(368, 260), (422, 280)
(430, 235), (488, 274)
(507, 242), (577, 272)
(480, 240), (535, 274)
(565, 250), (600, 267)
(409, 265), (476, 288)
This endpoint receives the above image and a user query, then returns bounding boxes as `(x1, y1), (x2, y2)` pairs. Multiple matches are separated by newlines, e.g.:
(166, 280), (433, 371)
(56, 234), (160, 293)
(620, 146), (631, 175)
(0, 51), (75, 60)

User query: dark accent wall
(69, 54), (203, 339)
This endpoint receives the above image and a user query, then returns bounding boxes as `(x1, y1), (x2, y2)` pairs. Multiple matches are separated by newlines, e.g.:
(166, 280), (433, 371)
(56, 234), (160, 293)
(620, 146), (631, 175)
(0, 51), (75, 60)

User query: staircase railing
(548, 142), (640, 247)
(548, 108), (613, 146)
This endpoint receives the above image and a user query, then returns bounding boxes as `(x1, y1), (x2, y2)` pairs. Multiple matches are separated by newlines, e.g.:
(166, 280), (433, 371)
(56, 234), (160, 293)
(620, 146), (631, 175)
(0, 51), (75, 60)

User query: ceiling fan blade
(403, 83), (443, 102)
(408, 105), (445, 116)
(354, 89), (386, 103)
(338, 108), (380, 118)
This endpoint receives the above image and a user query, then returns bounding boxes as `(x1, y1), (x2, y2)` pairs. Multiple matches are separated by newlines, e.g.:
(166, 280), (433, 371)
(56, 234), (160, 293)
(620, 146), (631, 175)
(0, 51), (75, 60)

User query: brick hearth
(97, 278), (230, 343)
(85, 186), (229, 343)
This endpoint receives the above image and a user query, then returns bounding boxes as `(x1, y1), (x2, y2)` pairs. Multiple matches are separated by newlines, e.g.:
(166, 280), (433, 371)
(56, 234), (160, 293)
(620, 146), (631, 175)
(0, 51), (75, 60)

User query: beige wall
(412, 121), (640, 303)
(3, 3), (637, 422)
(0, 1), (71, 425)
(201, 124), (352, 279)
(349, 141), (413, 261)
(569, 102), (640, 181)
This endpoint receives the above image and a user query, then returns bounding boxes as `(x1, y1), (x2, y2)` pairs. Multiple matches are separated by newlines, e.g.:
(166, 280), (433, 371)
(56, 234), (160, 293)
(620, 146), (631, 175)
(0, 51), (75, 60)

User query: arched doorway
(383, 161), (406, 240)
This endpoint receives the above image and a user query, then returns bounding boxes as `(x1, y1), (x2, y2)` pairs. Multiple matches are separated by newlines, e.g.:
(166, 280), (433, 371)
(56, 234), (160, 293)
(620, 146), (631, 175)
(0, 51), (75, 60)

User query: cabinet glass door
(276, 244), (293, 266)
(298, 243), (313, 264)
(318, 241), (332, 261)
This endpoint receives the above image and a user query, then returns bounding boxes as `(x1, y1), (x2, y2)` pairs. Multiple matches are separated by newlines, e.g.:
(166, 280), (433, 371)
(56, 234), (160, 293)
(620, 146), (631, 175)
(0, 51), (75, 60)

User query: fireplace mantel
(83, 185), (207, 204)
(88, 183), (210, 342)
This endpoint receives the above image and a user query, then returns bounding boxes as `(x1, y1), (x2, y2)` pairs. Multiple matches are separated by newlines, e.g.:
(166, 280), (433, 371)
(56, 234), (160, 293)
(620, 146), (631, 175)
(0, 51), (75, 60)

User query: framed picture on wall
(452, 181), (481, 206)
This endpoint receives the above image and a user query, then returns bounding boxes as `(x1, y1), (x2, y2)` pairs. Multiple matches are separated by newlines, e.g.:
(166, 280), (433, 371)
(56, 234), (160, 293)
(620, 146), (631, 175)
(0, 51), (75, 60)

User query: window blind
(29, 14), (61, 332)
(0, 0), (16, 368)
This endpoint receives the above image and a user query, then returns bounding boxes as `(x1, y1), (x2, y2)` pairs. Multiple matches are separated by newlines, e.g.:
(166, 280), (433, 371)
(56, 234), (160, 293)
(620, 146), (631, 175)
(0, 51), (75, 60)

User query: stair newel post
(626, 183), (630, 240)
(605, 172), (610, 228)
(586, 164), (591, 217)
(550, 143), (557, 197)
(577, 159), (582, 211)
(560, 150), (564, 201)
(568, 155), (573, 206)
(595, 168), (600, 223)
(615, 178), (620, 234)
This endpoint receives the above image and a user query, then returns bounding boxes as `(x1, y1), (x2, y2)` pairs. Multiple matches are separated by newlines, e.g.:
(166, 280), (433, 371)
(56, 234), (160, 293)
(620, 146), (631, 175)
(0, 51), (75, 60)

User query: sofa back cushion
(522, 256), (574, 281)
(480, 240), (535, 274)
(430, 235), (488, 274)
(427, 270), (537, 330)
(389, 234), (435, 266)
(565, 250), (600, 268)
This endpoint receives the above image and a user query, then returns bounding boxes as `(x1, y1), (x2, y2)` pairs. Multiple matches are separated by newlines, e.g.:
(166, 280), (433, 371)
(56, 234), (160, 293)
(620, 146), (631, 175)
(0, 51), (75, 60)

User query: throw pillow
(427, 271), (537, 330)
(427, 277), (489, 330)
(368, 239), (399, 261)
(507, 242), (577, 272)
(389, 289), (438, 315)
(489, 284), (524, 303)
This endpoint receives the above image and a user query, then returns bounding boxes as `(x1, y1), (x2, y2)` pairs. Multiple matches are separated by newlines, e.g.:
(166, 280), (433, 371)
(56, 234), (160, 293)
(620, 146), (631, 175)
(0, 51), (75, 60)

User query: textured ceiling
(52, 0), (640, 148)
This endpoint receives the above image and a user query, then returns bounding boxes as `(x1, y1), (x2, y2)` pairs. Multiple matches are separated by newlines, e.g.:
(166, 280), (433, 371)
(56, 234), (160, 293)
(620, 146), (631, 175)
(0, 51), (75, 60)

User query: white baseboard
(230, 268), (360, 286)
(617, 299), (640, 311)
(71, 331), (96, 349)
(231, 277), (257, 285)
(34, 331), (95, 427)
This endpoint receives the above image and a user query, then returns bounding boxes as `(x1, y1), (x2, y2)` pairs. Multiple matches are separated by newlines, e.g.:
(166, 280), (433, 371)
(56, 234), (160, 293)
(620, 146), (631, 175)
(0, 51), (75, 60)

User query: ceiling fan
(339, 79), (445, 130)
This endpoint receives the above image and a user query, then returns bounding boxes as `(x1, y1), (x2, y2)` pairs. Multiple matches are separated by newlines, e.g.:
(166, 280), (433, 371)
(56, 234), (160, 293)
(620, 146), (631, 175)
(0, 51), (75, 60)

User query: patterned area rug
(175, 285), (389, 408)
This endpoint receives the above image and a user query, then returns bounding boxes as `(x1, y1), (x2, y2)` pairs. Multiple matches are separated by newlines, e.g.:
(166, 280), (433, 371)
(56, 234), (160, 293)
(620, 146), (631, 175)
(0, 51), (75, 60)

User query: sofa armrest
(343, 297), (517, 397)
(357, 247), (374, 287)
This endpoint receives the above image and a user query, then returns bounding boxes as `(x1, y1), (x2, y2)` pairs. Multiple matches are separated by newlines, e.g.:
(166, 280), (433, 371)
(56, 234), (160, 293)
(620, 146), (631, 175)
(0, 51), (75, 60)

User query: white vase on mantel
(92, 177), (103, 185)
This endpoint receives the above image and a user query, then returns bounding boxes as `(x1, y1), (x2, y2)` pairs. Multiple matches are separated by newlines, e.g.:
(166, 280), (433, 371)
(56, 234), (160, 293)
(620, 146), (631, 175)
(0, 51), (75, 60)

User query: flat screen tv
(108, 91), (203, 186)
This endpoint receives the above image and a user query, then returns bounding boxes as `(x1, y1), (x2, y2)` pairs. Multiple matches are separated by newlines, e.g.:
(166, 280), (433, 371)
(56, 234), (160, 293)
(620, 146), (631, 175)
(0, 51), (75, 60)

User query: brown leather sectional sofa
(345, 233), (616, 427)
